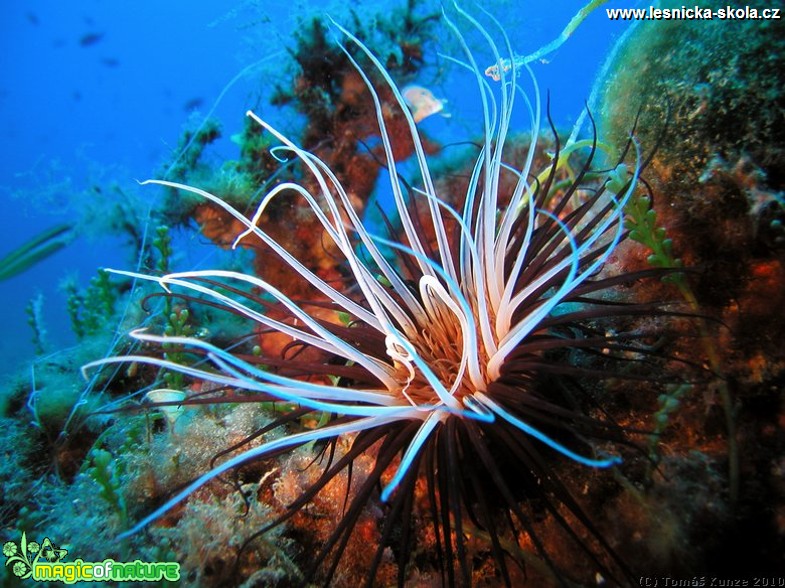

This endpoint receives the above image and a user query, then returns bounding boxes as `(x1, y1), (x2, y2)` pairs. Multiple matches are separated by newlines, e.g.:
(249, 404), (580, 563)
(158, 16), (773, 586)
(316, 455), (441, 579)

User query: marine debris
(0, 224), (75, 282)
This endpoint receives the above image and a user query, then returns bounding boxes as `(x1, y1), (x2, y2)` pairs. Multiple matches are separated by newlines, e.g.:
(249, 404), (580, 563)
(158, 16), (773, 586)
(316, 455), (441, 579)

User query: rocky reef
(595, 0), (785, 576)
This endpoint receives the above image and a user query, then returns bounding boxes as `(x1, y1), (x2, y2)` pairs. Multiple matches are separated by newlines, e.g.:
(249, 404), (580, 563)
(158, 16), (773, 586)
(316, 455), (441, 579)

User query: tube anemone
(87, 7), (680, 587)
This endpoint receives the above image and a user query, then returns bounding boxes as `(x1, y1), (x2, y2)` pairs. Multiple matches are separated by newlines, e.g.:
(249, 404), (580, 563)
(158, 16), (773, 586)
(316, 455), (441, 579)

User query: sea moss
(599, 0), (785, 188)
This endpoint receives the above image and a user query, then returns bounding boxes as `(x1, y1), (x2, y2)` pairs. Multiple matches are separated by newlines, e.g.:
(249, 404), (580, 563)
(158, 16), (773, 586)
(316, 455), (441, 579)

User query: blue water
(0, 0), (634, 375)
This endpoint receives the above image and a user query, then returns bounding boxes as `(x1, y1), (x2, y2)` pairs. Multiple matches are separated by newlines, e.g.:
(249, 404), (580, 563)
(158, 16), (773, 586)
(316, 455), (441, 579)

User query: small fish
(101, 57), (120, 68)
(402, 85), (450, 123)
(79, 32), (104, 47)
(183, 97), (205, 112)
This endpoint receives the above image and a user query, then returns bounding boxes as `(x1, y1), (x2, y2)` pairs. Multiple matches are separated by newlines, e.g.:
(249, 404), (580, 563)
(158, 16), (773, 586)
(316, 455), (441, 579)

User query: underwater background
(0, 0), (622, 372)
(1, 0), (784, 585)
